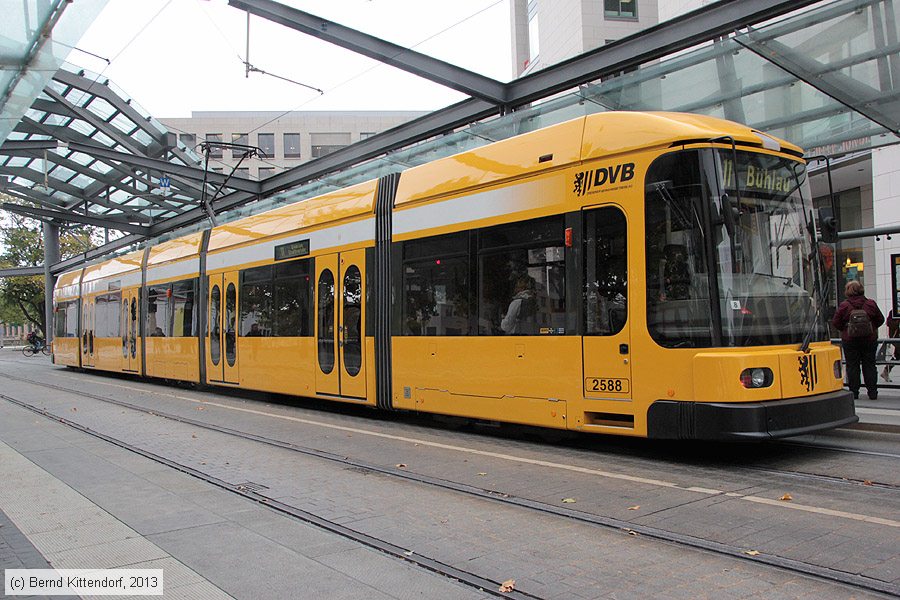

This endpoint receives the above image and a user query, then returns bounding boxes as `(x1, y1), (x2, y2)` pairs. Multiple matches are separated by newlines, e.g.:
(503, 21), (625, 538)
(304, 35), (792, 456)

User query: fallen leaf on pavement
(779, 493), (792, 501)
(562, 498), (576, 503)
(477, 472), (487, 476)
(498, 579), (516, 593)
(744, 550), (761, 556)
(863, 480), (874, 486)
(396, 463), (407, 469)
(628, 505), (640, 510)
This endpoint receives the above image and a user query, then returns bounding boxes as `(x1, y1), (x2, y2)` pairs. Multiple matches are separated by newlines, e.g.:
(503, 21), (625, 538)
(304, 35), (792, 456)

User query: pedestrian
(832, 281), (884, 400)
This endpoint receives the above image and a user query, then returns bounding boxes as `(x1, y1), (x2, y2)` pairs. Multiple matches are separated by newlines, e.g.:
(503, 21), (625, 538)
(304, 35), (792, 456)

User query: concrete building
(159, 110), (426, 180)
(510, 0), (659, 77)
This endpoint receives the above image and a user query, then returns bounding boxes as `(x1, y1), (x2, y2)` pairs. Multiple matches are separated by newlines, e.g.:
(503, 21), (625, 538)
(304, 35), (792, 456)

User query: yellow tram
(52, 112), (857, 439)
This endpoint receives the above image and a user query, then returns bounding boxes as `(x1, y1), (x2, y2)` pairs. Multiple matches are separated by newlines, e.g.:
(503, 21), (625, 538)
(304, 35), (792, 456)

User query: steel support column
(43, 221), (60, 342)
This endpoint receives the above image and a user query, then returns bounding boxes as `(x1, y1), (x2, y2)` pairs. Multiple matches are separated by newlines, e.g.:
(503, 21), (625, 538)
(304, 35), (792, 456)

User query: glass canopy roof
(0, 63), (226, 227)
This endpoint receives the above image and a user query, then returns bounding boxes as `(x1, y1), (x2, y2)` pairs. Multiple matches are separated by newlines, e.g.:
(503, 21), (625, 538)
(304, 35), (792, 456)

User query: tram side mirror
(818, 207), (838, 243)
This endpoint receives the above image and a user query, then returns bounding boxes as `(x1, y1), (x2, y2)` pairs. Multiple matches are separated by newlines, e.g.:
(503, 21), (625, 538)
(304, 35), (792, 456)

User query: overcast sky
(66, 0), (512, 119)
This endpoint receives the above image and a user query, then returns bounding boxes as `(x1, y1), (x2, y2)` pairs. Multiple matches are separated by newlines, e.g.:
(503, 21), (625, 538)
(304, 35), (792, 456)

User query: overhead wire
(239, 0), (506, 136)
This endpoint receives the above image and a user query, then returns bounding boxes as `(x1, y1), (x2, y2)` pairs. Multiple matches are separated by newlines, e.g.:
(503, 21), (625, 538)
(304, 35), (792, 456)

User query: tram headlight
(740, 367), (773, 389)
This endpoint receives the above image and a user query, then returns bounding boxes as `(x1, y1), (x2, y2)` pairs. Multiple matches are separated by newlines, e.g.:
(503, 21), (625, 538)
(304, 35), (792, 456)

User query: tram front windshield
(645, 148), (826, 348)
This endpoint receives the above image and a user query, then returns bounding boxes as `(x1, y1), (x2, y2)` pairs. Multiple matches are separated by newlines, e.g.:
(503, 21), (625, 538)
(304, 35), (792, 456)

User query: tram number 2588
(584, 377), (630, 394)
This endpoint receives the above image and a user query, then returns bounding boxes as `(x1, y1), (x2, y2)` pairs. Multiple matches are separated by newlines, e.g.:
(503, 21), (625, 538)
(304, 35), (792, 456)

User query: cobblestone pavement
(0, 357), (896, 599)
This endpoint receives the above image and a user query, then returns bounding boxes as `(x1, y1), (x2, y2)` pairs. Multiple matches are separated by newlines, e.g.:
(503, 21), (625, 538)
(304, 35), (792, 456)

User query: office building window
(206, 134), (222, 158)
(179, 133), (196, 150)
(257, 133), (275, 157)
(284, 133), (301, 158)
(605, 0), (636, 18)
(311, 132), (350, 158)
(231, 133), (248, 158)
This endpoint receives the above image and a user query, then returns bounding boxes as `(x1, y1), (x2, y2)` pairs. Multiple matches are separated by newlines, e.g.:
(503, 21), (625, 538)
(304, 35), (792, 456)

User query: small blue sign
(160, 176), (171, 188)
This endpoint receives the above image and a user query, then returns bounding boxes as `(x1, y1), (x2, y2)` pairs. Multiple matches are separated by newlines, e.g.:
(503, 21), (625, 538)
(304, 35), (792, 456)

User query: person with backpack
(832, 280), (885, 400)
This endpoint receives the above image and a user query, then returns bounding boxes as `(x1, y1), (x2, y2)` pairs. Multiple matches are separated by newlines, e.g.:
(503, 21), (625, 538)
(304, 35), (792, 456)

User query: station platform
(0, 351), (897, 599)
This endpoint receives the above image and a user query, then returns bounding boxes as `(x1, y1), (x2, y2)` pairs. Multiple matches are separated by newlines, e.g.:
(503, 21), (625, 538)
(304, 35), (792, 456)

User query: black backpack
(847, 308), (873, 339)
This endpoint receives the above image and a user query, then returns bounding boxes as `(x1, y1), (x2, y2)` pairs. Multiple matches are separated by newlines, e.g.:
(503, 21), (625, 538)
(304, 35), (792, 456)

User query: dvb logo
(573, 163), (635, 196)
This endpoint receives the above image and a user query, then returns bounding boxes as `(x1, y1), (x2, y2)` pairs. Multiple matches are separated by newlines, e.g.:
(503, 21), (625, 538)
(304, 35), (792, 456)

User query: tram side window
(66, 301), (78, 337)
(274, 260), (312, 336)
(645, 150), (713, 348)
(478, 216), (566, 335)
(584, 208), (627, 335)
(402, 232), (469, 336)
(171, 279), (197, 337)
(147, 285), (170, 337)
(240, 265), (273, 336)
(54, 302), (68, 338)
(107, 291), (121, 338)
(95, 295), (109, 338)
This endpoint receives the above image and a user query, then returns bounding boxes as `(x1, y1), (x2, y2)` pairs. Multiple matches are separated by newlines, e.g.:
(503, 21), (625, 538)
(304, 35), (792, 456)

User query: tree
(0, 195), (99, 336)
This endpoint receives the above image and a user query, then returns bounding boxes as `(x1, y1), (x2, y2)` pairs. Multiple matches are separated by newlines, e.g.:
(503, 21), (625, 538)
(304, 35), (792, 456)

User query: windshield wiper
(753, 271), (794, 287)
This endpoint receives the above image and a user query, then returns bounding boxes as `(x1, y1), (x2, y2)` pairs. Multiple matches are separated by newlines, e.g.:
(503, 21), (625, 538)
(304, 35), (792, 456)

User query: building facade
(159, 110), (426, 181)
(510, 0), (660, 77)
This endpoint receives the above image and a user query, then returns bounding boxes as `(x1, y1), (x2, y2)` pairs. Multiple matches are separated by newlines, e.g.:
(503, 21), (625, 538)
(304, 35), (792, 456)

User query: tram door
(206, 272), (240, 384)
(121, 290), (140, 373)
(315, 250), (367, 398)
(582, 206), (632, 401)
(82, 297), (95, 368)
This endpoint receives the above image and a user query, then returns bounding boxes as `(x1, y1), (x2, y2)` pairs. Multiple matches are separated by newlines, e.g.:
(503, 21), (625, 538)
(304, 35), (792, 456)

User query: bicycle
(22, 341), (51, 357)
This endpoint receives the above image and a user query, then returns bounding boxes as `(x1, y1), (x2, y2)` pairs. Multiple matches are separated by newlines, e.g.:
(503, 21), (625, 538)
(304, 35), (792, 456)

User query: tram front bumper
(646, 390), (857, 440)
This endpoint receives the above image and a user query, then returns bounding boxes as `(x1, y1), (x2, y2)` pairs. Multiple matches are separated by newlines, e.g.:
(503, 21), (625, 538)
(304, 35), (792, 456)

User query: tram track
(1, 372), (897, 597)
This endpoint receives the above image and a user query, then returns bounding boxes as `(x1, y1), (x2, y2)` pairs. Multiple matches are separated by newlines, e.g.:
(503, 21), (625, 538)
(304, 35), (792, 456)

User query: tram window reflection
(584, 207), (627, 335)
(478, 216), (566, 336)
(402, 233), (469, 336)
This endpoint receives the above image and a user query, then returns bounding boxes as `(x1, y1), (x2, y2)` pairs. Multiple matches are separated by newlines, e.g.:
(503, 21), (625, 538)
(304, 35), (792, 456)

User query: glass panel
(54, 302), (67, 338)
(645, 150), (713, 348)
(130, 297), (137, 358)
(210, 284), (221, 366)
(284, 133), (301, 158)
(121, 299), (128, 357)
(257, 133), (275, 157)
(241, 273), (272, 337)
(317, 269), (335, 374)
(478, 217), (566, 335)
(206, 134), (223, 158)
(225, 283), (237, 367)
(231, 133), (248, 157)
(147, 285), (170, 337)
(342, 265), (362, 377)
(274, 259), (312, 337)
(711, 150), (824, 346)
(66, 301), (78, 337)
(584, 207), (628, 335)
(108, 291), (121, 338)
(403, 255), (469, 336)
(95, 295), (108, 338)
(87, 96), (117, 121)
(171, 280), (196, 337)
